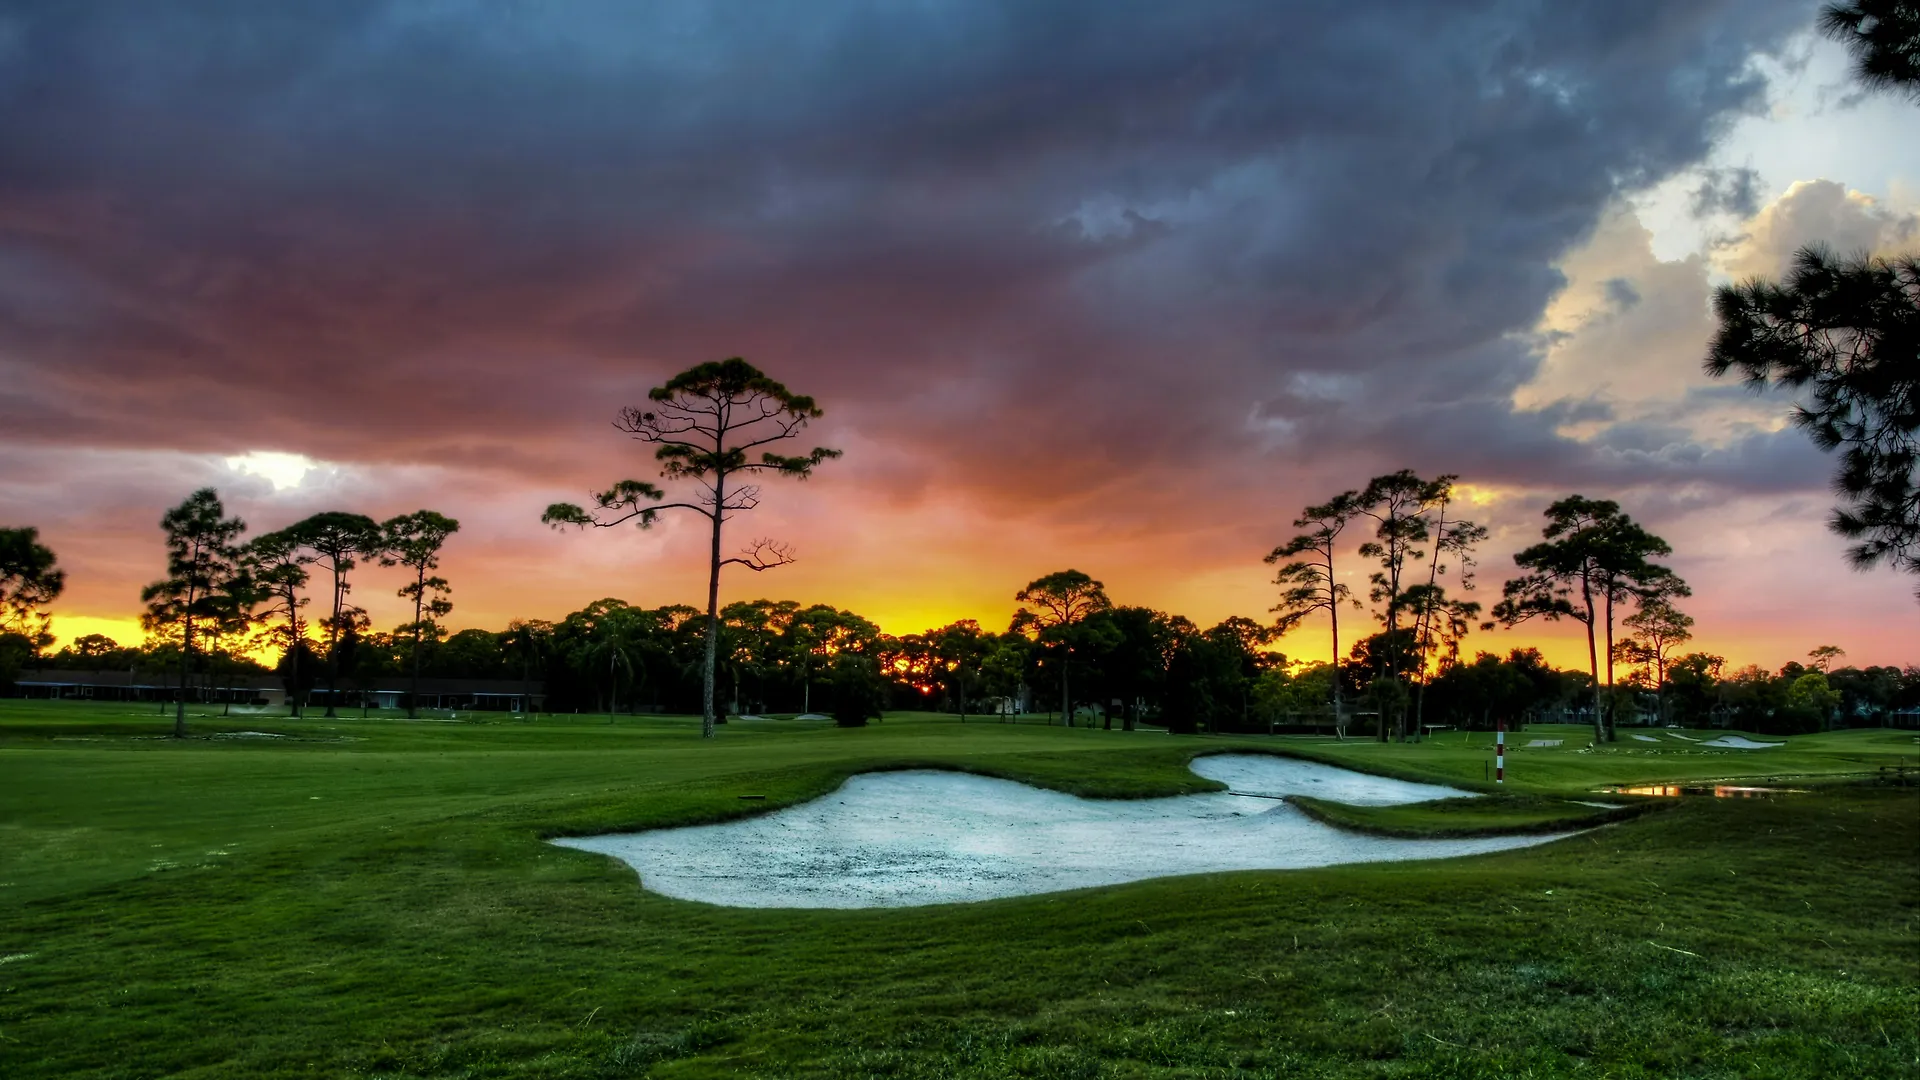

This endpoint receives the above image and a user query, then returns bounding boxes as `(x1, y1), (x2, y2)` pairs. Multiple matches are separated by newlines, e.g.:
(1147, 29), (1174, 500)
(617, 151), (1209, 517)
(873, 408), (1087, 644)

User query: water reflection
(1607, 784), (1803, 798)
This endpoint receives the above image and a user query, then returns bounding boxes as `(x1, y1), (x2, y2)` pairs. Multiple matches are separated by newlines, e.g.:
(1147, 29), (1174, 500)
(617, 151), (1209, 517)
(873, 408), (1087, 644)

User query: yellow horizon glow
(31, 602), (1854, 678)
(42, 615), (150, 652)
(40, 615), (288, 664)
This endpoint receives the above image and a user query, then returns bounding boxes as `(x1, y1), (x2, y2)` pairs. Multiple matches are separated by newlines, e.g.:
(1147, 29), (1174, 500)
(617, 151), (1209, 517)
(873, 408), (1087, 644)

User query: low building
(309, 677), (543, 713)
(11, 668), (286, 706)
(10, 669), (544, 713)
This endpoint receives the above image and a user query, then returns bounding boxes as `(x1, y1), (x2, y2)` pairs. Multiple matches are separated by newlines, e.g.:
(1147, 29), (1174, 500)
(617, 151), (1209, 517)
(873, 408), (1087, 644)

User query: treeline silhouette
(3, 345), (1914, 738)
(18, 591), (1918, 736)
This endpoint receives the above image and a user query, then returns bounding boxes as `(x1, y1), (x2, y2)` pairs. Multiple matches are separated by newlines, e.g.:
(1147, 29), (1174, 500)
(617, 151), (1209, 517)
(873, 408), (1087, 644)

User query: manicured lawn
(1, 701), (1915, 1078)
(1288, 793), (1653, 837)
(1262, 722), (1920, 794)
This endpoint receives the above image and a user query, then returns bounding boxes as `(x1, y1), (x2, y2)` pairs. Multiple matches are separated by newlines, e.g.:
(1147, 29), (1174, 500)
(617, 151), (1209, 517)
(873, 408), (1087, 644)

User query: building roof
(14, 669), (542, 695)
(356, 677), (544, 695)
(14, 668), (270, 690)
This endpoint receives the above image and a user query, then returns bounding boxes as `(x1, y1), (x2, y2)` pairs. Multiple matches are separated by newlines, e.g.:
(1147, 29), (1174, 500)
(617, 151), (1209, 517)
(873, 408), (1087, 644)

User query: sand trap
(552, 754), (1573, 909)
(1525, 739), (1562, 748)
(1631, 734), (1661, 743)
(1698, 735), (1785, 749)
(1664, 732), (1698, 741)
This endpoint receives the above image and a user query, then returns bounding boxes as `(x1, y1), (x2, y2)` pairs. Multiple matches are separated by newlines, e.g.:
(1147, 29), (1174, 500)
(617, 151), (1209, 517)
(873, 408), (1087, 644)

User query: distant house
(310, 677), (543, 713)
(11, 669), (543, 713)
(11, 668), (286, 707)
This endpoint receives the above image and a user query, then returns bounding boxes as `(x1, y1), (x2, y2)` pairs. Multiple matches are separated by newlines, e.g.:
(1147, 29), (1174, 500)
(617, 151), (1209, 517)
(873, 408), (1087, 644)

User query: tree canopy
(1267, 492), (1364, 735)
(380, 510), (461, 718)
(1491, 495), (1684, 742)
(140, 489), (248, 737)
(286, 511), (384, 717)
(1819, 1), (1920, 101)
(1012, 569), (1113, 724)
(1707, 247), (1920, 598)
(0, 526), (64, 645)
(245, 529), (313, 716)
(544, 357), (839, 739)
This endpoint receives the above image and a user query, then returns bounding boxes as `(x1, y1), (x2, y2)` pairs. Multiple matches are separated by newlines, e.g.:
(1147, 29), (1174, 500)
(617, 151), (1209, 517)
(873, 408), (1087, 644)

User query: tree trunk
(1060, 658), (1070, 729)
(701, 505), (722, 740)
(1383, 510), (1401, 744)
(324, 565), (343, 719)
(408, 567), (425, 719)
(1413, 503), (1447, 744)
(1655, 652), (1667, 726)
(175, 611), (192, 738)
(287, 599), (303, 719)
(1581, 575), (1603, 744)
(1603, 587), (1616, 740)
(174, 544), (198, 739)
(1331, 572), (1346, 741)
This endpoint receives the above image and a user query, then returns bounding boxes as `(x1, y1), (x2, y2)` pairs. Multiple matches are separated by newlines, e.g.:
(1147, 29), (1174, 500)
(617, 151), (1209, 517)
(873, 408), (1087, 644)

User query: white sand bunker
(1698, 735), (1785, 749)
(552, 755), (1572, 909)
(1525, 739), (1563, 748)
(1631, 734), (1661, 743)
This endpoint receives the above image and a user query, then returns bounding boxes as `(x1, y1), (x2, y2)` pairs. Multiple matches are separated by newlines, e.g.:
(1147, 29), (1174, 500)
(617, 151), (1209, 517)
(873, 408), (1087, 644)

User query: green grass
(1288, 793), (1656, 837)
(1234, 723), (1920, 794)
(2, 701), (1916, 1079)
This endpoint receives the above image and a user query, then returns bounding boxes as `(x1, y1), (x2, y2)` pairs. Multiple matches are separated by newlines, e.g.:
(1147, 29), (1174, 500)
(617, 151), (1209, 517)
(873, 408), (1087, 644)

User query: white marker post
(1496, 723), (1505, 784)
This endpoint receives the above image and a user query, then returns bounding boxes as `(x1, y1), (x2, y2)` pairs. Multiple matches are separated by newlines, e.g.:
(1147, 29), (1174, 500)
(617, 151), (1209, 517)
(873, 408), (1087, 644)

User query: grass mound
(1289, 792), (1657, 837)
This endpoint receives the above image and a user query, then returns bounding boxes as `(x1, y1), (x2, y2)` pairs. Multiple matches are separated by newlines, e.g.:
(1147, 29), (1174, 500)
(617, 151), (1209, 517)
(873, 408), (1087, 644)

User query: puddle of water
(553, 755), (1573, 908)
(1606, 784), (1805, 798)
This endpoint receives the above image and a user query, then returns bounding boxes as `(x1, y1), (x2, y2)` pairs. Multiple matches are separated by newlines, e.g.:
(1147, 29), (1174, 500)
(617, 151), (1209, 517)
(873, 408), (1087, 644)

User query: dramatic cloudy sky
(2, 0), (1915, 670)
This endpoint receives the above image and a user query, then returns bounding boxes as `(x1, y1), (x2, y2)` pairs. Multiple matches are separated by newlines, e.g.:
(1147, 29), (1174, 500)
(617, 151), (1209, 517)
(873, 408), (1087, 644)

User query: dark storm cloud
(1603, 277), (1642, 309)
(1691, 165), (1765, 218)
(0, 0), (1816, 515)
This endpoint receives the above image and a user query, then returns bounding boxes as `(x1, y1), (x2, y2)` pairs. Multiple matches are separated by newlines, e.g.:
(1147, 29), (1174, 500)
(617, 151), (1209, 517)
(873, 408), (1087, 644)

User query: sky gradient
(2, 0), (1915, 673)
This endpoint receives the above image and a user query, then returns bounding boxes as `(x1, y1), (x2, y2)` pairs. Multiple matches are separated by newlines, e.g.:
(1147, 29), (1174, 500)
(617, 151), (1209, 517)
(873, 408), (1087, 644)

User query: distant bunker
(552, 755), (1576, 908)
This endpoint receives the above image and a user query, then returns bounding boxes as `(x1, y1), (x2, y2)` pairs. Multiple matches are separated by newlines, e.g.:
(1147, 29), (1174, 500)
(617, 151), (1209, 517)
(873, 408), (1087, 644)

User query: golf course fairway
(1, 703), (1915, 1079)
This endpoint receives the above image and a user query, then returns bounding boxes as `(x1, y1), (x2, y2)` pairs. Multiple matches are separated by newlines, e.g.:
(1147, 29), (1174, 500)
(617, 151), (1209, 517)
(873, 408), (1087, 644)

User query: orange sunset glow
(2, 4), (1915, 681)
(7, 8), (1919, 1078)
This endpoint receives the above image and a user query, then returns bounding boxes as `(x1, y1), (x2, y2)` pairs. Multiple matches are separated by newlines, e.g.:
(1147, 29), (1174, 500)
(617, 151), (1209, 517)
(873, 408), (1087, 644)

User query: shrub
(829, 653), (885, 727)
